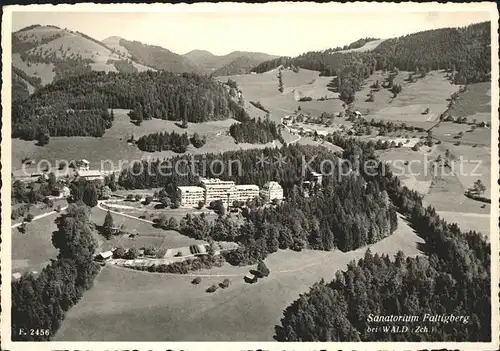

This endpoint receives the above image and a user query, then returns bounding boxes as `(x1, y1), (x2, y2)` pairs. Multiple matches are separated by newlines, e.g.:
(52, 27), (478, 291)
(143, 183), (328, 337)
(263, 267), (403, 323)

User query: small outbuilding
(95, 251), (113, 262)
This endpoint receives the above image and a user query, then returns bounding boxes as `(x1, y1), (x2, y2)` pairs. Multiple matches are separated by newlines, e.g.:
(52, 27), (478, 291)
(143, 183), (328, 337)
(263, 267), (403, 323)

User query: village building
(77, 169), (104, 182)
(76, 159), (90, 171)
(261, 181), (284, 202)
(95, 251), (113, 262)
(177, 186), (205, 207)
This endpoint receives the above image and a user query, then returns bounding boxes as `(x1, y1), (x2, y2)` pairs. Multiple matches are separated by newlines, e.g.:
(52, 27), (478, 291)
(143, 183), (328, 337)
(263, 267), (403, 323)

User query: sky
(10, 4), (492, 57)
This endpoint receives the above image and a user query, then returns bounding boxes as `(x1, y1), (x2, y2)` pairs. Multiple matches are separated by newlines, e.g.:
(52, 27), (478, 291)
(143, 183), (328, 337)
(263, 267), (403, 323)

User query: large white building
(234, 184), (260, 202)
(177, 178), (268, 207)
(199, 178), (237, 204)
(261, 181), (284, 202)
(177, 186), (205, 207)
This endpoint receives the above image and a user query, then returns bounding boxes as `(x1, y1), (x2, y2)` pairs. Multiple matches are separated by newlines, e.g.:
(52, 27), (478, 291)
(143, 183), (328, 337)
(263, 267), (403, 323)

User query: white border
(1, 3), (499, 351)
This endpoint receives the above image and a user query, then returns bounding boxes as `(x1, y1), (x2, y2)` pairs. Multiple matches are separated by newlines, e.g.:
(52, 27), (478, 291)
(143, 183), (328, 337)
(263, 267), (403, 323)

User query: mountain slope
(253, 22), (491, 85)
(115, 38), (201, 74)
(12, 71), (248, 140)
(212, 56), (268, 76)
(184, 49), (278, 74)
(12, 25), (155, 89)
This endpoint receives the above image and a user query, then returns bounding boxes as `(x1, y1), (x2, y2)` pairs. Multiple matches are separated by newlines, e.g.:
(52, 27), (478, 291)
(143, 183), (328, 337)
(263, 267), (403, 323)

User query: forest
(117, 144), (341, 192)
(12, 70), (248, 140)
(11, 203), (100, 341)
(275, 136), (490, 342)
(253, 22), (491, 85)
(179, 174), (398, 266)
(136, 131), (206, 153)
(229, 118), (283, 144)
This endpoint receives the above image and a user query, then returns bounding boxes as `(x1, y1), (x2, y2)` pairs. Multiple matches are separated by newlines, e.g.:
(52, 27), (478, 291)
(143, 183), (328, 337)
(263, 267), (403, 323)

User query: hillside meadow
(54, 215), (423, 341)
(11, 108), (278, 171)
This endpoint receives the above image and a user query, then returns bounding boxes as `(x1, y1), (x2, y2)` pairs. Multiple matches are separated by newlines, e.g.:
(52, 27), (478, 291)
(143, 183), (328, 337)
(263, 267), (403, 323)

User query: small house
(95, 251), (113, 262)
(353, 110), (362, 118)
(60, 186), (71, 198)
(244, 272), (258, 284)
(77, 169), (104, 182)
(12, 272), (22, 281)
(76, 159), (90, 171)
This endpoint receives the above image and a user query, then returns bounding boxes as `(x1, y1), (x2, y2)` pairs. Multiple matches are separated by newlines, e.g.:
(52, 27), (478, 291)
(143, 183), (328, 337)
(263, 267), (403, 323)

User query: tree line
(12, 203), (100, 341)
(179, 174), (397, 266)
(229, 117), (283, 144)
(117, 144), (341, 193)
(12, 70), (249, 140)
(253, 22), (490, 86)
(136, 131), (206, 153)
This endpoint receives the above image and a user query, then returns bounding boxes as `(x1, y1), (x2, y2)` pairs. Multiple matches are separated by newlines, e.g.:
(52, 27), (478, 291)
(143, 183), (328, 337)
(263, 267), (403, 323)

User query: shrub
(220, 278), (231, 289)
(192, 277), (202, 285)
(25, 213), (34, 222)
(126, 194), (134, 201)
(134, 194), (142, 202)
(144, 196), (153, 205)
(206, 284), (218, 293)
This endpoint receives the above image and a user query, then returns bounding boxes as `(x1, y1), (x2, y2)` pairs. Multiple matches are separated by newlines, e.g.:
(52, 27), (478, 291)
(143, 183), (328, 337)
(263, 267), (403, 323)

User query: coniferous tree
(102, 210), (115, 239)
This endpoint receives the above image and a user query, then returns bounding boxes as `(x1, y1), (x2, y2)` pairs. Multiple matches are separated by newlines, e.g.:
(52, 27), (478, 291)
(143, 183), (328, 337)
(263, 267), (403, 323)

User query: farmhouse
(95, 251), (113, 262)
(244, 272), (258, 284)
(177, 186), (205, 207)
(77, 169), (104, 182)
(261, 181), (284, 202)
(76, 159), (90, 171)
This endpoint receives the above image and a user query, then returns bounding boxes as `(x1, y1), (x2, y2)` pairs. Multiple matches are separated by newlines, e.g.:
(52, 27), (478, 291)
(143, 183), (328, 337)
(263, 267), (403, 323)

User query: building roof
(178, 186), (205, 193)
(263, 181), (282, 190)
(77, 170), (103, 178)
(311, 171), (323, 177)
(199, 177), (235, 185)
(12, 272), (22, 280)
(80, 159), (90, 164)
(235, 184), (260, 190)
(97, 251), (113, 259)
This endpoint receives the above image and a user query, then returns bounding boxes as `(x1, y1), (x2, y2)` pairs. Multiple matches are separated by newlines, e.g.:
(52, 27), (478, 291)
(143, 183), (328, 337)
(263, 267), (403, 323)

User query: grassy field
(431, 122), (490, 146)
(55, 215), (423, 341)
(12, 212), (60, 274)
(11, 198), (68, 226)
(377, 147), (435, 195)
(218, 68), (344, 125)
(90, 207), (203, 251)
(435, 211), (490, 239)
(447, 82), (491, 122)
(355, 70), (458, 124)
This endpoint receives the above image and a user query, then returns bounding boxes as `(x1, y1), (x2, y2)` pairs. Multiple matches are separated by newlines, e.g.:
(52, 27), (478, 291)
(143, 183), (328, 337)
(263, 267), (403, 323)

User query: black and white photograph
(1, 3), (498, 350)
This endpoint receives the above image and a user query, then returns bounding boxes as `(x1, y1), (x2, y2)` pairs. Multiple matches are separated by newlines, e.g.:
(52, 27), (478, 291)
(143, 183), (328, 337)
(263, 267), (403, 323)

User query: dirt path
(11, 206), (68, 228)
